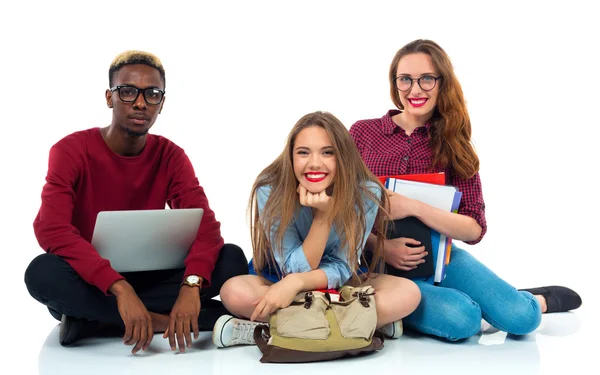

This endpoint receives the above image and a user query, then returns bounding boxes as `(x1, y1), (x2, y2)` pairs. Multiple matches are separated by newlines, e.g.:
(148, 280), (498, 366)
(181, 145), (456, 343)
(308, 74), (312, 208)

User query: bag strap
(254, 324), (270, 353)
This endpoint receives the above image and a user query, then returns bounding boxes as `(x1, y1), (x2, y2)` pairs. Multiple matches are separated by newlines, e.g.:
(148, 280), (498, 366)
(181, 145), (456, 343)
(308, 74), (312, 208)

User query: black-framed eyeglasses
(394, 75), (443, 92)
(110, 85), (165, 105)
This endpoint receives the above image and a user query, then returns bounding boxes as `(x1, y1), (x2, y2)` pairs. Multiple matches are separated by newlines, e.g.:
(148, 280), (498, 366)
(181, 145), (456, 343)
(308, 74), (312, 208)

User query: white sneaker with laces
(212, 314), (263, 348)
(379, 320), (403, 339)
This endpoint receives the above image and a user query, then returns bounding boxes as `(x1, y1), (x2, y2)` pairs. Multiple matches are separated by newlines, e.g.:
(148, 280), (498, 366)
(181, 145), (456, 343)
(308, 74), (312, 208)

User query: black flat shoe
(59, 315), (98, 346)
(519, 286), (582, 313)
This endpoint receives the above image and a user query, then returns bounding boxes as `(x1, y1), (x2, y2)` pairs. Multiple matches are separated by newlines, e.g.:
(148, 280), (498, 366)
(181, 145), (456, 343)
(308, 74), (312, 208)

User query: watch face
(187, 275), (200, 284)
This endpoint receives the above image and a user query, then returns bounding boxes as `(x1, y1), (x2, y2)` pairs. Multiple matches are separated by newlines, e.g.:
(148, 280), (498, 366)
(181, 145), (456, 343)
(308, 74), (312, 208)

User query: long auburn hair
(389, 39), (479, 179)
(249, 111), (389, 282)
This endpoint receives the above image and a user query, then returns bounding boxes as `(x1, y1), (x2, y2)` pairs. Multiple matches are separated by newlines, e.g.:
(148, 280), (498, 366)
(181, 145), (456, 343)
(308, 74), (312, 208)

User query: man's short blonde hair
(108, 50), (165, 87)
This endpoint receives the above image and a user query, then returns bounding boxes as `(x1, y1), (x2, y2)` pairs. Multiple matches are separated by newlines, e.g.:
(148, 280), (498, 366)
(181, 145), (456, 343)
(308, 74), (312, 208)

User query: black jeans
(24, 243), (248, 331)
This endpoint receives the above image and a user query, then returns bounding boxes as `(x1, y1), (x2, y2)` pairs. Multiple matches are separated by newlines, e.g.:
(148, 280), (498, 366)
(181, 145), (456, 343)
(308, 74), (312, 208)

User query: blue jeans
(404, 246), (542, 341)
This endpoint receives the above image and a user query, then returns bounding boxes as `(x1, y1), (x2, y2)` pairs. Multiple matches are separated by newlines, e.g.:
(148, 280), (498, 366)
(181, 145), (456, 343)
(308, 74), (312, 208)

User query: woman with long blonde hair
(351, 39), (581, 341)
(212, 111), (420, 348)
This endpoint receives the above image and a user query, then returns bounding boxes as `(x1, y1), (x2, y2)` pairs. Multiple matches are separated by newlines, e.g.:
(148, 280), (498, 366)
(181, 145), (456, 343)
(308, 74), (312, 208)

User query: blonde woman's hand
(250, 274), (303, 322)
(297, 185), (333, 213)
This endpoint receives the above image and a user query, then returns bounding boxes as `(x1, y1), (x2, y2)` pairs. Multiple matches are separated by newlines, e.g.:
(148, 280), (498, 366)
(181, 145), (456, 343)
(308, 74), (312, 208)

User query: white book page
(390, 179), (457, 212)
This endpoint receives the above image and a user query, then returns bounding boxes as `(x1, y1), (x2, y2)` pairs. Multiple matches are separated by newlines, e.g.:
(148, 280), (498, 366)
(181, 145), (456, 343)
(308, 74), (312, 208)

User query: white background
(0, 1), (598, 373)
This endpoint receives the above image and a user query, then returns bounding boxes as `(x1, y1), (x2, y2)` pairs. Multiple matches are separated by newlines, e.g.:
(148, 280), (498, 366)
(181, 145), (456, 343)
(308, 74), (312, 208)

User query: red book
(377, 172), (445, 186)
(316, 289), (340, 302)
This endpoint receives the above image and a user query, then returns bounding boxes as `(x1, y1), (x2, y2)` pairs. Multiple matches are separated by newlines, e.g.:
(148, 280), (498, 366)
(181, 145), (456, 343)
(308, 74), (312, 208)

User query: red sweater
(33, 128), (225, 294)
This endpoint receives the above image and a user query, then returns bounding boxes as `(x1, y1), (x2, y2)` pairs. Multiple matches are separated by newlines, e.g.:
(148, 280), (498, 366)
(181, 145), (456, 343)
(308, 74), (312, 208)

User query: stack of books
(378, 172), (462, 285)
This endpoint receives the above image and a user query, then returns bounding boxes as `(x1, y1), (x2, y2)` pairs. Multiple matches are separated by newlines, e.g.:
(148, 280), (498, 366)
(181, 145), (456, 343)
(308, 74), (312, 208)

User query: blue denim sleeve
(318, 253), (352, 289)
(256, 186), (313, 274)
(318, 181), (383, 288)
(256, 182), (382, 288)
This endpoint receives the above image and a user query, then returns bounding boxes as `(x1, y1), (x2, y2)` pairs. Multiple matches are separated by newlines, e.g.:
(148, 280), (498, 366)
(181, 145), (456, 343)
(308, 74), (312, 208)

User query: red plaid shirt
(350, 109), (486, 245)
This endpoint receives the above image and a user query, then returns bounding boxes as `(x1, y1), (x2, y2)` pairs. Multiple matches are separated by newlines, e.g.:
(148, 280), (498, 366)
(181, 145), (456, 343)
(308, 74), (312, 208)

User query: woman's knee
(407, 280), (422, 308)
(393, 278), (421, 312)
(219, 276), (259, 315)
(219, 277), (245, 305)
(370, 275), (421, 323)
(490, 294), (542, 335)
(443, 302), (482, 341)
(407, 288), (482, 341)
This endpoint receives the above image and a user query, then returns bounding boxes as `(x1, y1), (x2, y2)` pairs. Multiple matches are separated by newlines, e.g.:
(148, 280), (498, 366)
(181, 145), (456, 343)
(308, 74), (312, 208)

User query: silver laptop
(91, 208), (204, 272)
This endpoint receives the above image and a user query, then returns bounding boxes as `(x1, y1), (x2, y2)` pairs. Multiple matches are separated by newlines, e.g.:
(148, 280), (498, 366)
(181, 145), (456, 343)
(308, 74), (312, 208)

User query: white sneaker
(480, 319), (499, 334)
(212, 314), (263, 348)
(379, 320), (403, 339)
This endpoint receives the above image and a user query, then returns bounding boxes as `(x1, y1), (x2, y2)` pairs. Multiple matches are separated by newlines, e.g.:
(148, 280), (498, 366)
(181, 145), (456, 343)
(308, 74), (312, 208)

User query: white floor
(17, 308), (593, 375)
(6, 239), (598, 375)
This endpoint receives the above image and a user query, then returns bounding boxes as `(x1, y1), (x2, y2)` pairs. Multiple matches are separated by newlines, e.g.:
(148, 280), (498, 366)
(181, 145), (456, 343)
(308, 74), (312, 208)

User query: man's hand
(110, 280), (153, 354)
(163, 286), (201, 352)
(384, 237), (428, 271)
(250, 274), (303, 322)
(297, 185), (333, 213)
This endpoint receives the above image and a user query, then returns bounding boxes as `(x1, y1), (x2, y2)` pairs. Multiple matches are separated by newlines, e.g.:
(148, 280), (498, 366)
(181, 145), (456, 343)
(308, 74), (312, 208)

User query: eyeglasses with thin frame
(110, 85), (165, 105)
(394, 75), (443, 92)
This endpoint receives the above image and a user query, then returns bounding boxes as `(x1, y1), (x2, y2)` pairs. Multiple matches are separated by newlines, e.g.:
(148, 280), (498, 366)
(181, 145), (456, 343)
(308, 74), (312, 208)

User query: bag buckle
(304, 291), (314, 309)
(352, 291), (376, 307)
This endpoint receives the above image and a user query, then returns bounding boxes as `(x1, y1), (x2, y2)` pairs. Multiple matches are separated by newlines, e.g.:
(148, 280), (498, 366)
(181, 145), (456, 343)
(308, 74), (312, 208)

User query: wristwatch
(182, 275), (202, 288)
